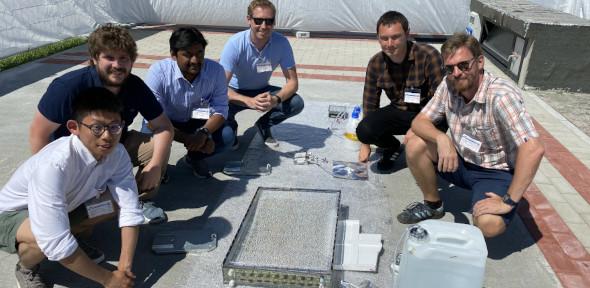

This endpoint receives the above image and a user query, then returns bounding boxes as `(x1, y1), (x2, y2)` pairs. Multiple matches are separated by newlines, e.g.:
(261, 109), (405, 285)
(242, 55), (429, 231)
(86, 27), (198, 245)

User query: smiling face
(248, 6), (275, 44)
(173, 43), (205, 82)
(378, 22), (408, 63)
(92, 50), (133, 89)
(444, 46), (484, 98)
(68, 111), (123, 161)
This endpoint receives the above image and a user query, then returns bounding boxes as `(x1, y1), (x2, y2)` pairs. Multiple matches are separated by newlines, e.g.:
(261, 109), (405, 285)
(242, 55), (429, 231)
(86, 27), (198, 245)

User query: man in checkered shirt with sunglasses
(397, 33), (545, 238)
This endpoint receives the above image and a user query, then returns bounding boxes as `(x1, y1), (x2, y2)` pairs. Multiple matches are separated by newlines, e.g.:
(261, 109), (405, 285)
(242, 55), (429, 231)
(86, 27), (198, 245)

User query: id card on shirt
(459, 132), (482, 152)
(192, 107), (210, 119)
(85, 197), (114, 219)
(191, 99), (210, 120)
(256, 61), (273, 73)
(404, 87), (421, 104)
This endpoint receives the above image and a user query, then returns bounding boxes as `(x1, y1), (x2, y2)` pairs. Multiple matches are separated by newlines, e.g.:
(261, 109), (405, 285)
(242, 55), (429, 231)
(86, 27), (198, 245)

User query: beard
(97, 66), (128, 87)
(448, 72), (476, 93)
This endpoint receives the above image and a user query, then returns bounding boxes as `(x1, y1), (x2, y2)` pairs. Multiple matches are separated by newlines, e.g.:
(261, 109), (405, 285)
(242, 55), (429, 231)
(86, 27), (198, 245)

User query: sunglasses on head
(444, 58), (476, 75)
(251, 17), (275, 26)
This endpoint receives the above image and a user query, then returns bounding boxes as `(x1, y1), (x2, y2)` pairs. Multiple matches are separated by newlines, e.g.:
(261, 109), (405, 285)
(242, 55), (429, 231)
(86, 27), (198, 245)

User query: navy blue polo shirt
(38, 66), (163, 141)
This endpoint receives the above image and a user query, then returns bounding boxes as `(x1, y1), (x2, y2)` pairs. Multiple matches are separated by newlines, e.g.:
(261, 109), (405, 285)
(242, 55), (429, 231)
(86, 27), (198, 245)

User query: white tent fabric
(0, 0), (586, 59)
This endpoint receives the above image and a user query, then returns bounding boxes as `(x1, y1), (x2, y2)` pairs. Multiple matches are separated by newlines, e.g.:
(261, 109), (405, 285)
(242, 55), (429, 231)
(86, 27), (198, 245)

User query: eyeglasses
(79, 122), (124, 137)
(251, 17), (275, 26)
(444, 58), (476, 75)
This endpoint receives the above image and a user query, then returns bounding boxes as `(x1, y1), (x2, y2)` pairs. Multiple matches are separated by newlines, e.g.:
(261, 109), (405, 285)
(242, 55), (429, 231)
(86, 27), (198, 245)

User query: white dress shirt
(0, 135), (143, 261)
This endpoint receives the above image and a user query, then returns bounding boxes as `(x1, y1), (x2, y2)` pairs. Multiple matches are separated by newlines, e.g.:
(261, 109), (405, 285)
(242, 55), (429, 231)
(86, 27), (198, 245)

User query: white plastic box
(392, 220), (487, 288)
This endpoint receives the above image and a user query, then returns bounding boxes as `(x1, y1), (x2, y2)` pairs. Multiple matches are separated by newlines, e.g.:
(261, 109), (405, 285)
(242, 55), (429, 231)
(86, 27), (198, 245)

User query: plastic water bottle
(343, 105), (361, 141)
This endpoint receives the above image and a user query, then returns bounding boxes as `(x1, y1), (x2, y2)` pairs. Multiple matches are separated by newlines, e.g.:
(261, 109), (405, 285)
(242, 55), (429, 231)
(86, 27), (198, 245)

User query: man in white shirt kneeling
(0, 87), (143, 288)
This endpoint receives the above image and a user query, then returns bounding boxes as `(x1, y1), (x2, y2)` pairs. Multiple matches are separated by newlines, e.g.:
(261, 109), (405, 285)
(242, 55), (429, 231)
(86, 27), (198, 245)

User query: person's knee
(217, 125), (237, 152)
(288, 94), (305, 116)
(474, 214), (506, 238)
(405, 136), (427, 162)
(355, 119), (373, 143)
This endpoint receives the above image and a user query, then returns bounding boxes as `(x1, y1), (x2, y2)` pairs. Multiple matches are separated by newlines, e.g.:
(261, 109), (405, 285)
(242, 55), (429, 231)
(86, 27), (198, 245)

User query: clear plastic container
(392, 220), (487, 288)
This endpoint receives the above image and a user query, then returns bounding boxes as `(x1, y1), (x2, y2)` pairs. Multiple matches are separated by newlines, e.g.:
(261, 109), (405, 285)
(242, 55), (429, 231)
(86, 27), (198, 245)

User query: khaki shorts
(0, 204), (93, 254)
(0, 210), (29, 253)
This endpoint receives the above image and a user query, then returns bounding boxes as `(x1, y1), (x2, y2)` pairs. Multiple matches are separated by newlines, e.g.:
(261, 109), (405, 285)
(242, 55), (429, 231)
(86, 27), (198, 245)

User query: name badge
(192, 107), (210, 119)
(256, 62), (273, 73)
(404, 88), (421, 104)
(459, 133), (482, 152)
(85, 198), (114, 219)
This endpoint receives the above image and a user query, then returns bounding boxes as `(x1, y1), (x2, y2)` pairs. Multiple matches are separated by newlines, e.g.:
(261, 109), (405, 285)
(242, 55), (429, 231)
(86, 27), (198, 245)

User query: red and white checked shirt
(421, 72), (539, 171)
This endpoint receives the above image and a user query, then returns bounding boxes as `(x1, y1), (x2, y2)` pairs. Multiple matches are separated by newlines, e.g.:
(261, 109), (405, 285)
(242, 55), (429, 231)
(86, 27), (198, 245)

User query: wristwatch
(502, 193), (518, 209)
(196, 127), (212, 139)
(272, 94), (282, 104)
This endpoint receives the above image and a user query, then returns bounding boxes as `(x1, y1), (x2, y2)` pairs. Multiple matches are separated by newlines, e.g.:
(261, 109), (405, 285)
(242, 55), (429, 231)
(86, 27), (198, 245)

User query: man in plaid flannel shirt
(356, 11), (445, 171)
(397, 33), (545, 238)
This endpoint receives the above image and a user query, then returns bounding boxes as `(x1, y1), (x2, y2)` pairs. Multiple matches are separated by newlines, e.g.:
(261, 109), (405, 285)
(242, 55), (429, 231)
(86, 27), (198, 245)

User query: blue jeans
(141, 119), (235, 161)
(224, 85), (305, 133)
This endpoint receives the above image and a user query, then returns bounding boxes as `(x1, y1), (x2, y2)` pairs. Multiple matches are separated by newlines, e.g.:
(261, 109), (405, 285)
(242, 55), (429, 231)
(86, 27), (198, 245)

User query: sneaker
(183, 155), (212, 179)
(255, 122), (279, 148)
(376, 148), (401, 171)
(141, 201), (168, 225)
(263, 136), (279, 147)
(397, 202), (444, 224)
(15, 263), (47, 288)
(77, 239), (105, 263)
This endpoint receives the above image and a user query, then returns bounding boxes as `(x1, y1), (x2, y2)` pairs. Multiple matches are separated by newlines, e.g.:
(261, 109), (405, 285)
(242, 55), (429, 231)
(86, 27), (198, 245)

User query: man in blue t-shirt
(142, 27), (234, 178)
(219, 0), (304, 147)
(29, 24), (174, 226)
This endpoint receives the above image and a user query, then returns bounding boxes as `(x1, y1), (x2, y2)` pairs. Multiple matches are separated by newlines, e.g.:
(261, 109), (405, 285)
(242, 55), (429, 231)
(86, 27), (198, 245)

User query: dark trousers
(356, 104), (417, 151)
(225, 85), (305, 132)
(141, 119), (235, 161)
(171, 119), (234, 161)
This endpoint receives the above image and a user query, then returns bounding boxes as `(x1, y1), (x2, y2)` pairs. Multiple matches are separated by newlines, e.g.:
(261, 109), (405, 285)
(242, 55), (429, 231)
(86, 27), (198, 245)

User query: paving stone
(563, 194), (590, 214)
(550, 177), (582, 195)
(551, 202), (585, 224)
(537, 183), (567, 203)
(567, 223), (590, 249)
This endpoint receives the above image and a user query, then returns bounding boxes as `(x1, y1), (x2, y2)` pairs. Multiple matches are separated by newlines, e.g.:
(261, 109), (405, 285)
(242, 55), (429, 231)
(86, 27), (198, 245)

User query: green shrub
(0, 36), (87, 71)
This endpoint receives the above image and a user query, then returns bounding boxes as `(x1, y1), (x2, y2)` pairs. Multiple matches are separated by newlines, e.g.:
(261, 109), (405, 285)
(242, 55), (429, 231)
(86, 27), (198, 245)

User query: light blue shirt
(145, 58), (229, 122)
(220, 29), (296, 90)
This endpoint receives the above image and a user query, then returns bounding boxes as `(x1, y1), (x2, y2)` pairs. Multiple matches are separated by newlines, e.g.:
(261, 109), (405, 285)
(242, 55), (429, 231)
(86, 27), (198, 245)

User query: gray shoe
(15, 263), (47, 288)
(255, 122), (279, 148)
(141, 201), (168, 225)
(397, 202), (444, 224)
(183, 156), (212, 179)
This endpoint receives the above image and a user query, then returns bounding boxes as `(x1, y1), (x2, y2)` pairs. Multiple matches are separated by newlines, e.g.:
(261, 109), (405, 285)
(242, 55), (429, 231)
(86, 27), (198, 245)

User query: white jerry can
(392, 220), (487, 288)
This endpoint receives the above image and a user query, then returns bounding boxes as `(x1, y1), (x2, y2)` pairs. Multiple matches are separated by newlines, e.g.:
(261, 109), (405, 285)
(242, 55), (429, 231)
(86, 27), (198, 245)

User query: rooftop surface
(0, 26), (589, 287)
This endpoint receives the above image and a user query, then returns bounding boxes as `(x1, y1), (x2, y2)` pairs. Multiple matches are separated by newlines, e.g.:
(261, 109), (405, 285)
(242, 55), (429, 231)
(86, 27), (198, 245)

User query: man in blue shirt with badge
(220, 0), (304, 147)
(142, 27), (234, 178)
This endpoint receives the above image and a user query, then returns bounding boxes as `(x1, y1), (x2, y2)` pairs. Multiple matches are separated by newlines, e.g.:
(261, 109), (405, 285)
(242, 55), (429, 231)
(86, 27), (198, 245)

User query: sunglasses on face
(251, 17), (275, 26)
(444, 58), (476, 75)
(80, 122), (124, 137)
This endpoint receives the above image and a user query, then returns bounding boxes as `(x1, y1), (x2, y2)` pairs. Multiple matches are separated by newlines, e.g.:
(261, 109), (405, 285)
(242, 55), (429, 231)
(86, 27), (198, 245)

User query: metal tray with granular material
(223, 187), (341, 288)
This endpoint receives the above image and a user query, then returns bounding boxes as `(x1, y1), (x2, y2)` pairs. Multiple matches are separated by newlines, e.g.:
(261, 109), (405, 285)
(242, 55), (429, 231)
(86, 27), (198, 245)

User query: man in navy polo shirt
(220, 0), (304, 148)
(29, 24), (174, 227)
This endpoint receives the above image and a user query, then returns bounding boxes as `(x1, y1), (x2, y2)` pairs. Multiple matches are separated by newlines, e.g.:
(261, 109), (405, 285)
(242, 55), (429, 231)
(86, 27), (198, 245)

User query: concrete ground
(0, 26), (589, 287)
